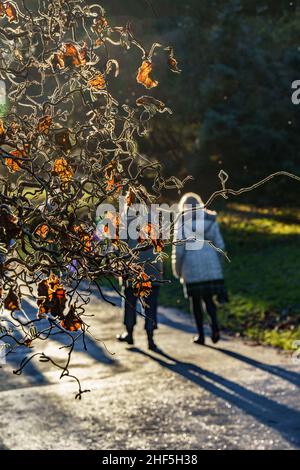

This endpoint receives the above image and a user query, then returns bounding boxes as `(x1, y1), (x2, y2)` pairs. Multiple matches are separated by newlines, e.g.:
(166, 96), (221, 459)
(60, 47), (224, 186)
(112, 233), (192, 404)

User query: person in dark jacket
(117, 211), (163, 351)
(172, 193), (228, 345)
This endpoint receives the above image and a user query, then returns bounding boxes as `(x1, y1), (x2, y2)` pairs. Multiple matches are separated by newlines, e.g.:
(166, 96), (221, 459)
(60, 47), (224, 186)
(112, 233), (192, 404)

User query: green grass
(159, 204), (300, 350)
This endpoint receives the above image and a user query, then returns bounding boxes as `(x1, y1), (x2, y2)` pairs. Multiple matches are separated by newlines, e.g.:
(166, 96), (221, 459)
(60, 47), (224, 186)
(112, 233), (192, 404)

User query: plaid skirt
(185, 279), (229, 304)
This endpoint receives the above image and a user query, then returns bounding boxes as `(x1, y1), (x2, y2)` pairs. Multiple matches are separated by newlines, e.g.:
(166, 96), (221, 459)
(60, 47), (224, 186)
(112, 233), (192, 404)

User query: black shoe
(193, 335), (205, 345)
(211, 330), (220, 344)
(116, 332), (134, 345)
(148, 339), (159, 351)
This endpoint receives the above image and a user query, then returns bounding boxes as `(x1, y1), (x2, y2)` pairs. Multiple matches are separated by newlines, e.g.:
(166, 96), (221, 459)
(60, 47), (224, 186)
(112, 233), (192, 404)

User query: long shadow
(48, 330), (116, 366)
(80, 282), (123, 308)
(2, 300), (49, 386)
(4, 353), (48, 387)
(206, 345), (300, 389)
(27, 304), (116, 365)
(130, 347), (300, 447)
(3, 299), (117, 387)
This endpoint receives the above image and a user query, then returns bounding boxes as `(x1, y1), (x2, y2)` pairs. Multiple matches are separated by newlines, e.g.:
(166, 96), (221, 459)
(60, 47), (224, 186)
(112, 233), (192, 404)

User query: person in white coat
(172, 193), (228, 345)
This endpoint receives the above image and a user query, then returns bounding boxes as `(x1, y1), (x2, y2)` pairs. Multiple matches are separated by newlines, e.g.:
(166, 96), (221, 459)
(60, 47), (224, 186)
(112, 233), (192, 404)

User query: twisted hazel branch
(205, 170), (300, 208)
(0, 0), (185, 397)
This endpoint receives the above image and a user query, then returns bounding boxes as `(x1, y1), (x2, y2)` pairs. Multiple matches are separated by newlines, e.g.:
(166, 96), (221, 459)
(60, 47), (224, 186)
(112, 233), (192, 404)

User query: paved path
(0, 288), (300, 450)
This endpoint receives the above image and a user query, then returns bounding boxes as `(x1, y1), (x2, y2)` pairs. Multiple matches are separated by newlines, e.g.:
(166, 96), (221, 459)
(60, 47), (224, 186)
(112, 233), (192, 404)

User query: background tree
(110, 0), (300, 204)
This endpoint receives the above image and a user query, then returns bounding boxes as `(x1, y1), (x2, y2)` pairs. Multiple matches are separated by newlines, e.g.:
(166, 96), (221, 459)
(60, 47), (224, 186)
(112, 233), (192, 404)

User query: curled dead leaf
(4, 288), (20, 311)
(0, 204), (21, 243)
(35, 224), (49, 240)
(60, 306), (83, 332)
(5, 147), (28, 173)
(37, 115), (52, 134)
(0, 119), (5, 143)
(93, 16), (109, 34)
(54, 128), (72, 151)
(23, 338), (33, 348)
(132, 272), (152, 298)
(88, 73), (106, 90)
(165, 47), (181, 74)
(71, 224), (92, 253)
(52, 51), (65, 69)
(102, 212), (121, 243)
(104, 161), (123, 193)
(52, 43), (87, 69)
(126, 188), (135, 206)
(136, 96), (172, 116)
(37, 274), (67, 319)
(6, 3), (17, 22)
(137, 60), (158, 89)
(64, 42), (87, 67)
(52, 157), (74, 183)
(139, 222), (165, 253)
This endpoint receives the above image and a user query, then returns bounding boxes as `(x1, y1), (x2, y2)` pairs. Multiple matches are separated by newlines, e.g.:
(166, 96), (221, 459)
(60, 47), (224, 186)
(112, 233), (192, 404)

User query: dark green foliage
(105, 0), (300, 205)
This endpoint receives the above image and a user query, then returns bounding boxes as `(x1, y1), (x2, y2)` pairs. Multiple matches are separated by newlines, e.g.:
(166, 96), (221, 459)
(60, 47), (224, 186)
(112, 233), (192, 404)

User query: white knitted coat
(172, 211), (225, 284)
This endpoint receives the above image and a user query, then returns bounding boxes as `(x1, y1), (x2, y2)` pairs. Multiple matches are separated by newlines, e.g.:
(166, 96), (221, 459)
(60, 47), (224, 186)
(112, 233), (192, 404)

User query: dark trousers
(124, 286), (159, 335)
(189, 293), (219, 339)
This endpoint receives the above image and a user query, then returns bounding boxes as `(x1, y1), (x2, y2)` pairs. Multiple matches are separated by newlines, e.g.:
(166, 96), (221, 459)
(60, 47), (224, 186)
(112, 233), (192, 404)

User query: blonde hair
(178, 192), (204, 213)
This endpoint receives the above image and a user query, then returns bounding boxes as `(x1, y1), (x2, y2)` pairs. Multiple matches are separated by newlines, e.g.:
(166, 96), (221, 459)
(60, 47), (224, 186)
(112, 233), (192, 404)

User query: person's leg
(117, 286), (137, 344)
(203, 294), (220, 343)
(189, 293), (205, 344)
(144, 286), (159, 350)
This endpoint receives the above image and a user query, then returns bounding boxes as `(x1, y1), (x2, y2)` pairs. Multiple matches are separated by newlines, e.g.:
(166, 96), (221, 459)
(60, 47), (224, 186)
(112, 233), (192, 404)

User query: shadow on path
(206, 345), (300, 389)
(49, 331), (116, 366)
(22, 299), (116, 365)
(130, 347), (300, 448)
(5, 355), (49, 387)
(3, 299), (117, 388)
